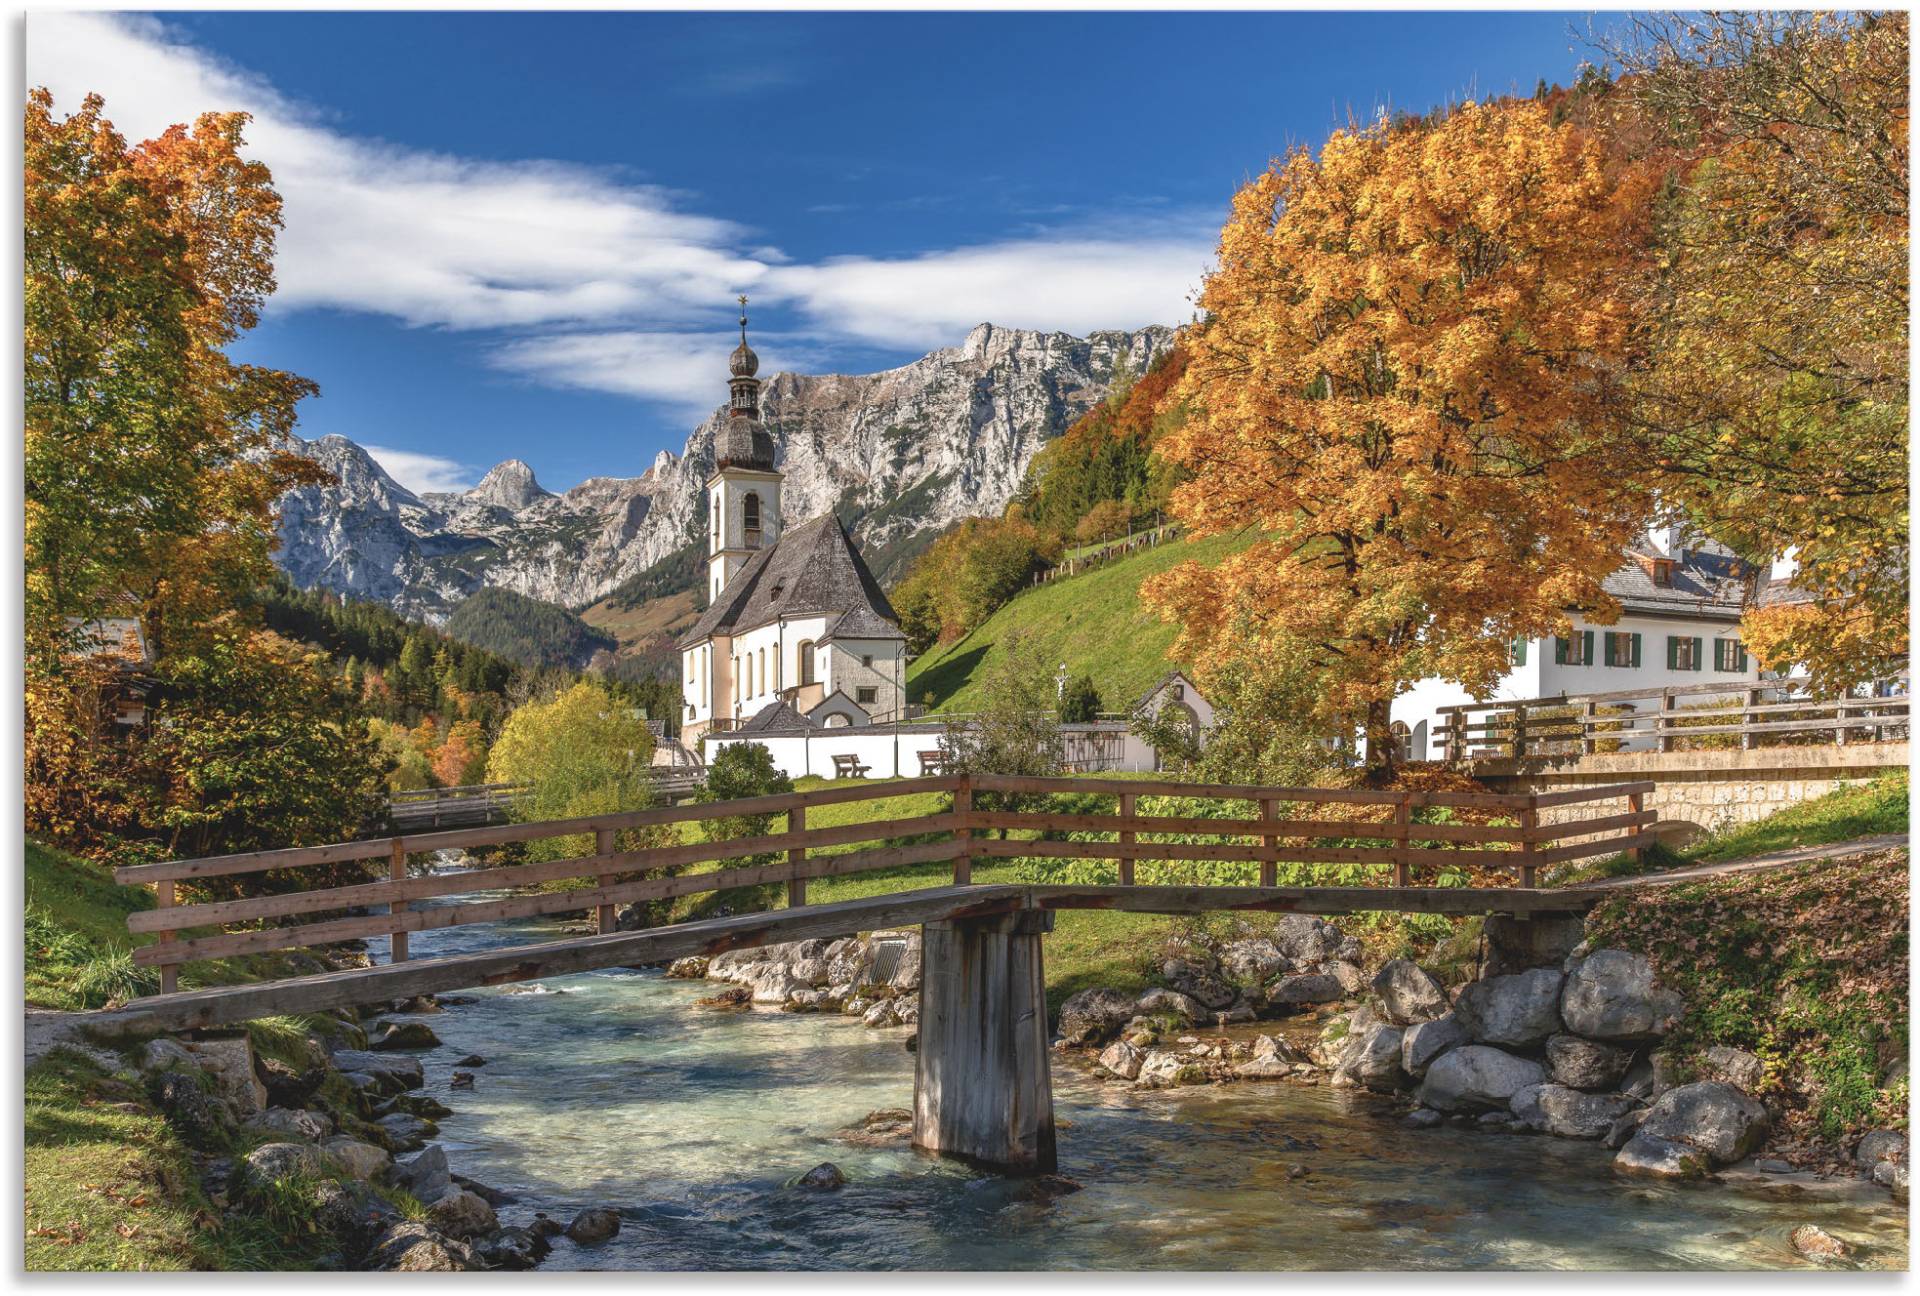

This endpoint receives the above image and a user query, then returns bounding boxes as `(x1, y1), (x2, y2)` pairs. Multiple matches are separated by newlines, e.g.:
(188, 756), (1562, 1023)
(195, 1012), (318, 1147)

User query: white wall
(706, 728), (947, 780)
(824, 637), (907, 721)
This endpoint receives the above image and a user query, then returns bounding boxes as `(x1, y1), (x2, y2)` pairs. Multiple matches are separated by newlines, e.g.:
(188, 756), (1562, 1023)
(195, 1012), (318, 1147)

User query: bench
(918, 750), (949, 776)
(831, 753), (872, 779)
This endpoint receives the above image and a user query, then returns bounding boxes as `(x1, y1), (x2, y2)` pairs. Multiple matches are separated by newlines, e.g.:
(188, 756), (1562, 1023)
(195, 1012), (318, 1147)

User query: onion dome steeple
(716, 294), (776, 471)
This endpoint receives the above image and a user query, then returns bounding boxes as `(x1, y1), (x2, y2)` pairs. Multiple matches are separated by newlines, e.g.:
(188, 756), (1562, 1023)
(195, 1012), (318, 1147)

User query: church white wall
(823, 638), (906, 722)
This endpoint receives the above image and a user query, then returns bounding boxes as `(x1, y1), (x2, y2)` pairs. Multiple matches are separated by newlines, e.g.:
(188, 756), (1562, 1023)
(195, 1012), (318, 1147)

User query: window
(797, 640), (815, 685)
(1603, 632), (1642, 668)
(711, 492), (721, 539)
(856, 686), (878, 705)
(758, 648), (766, 695)
(861, 654), (873, 669)
(1667, 635), (1703, 671)
(743, 492), (762, 547)
(1713, 638), (1749, 672)
(1509, 638), (1528, 667)
(1554, 631), (1594, 666)
(1390, 720), (1413, 762)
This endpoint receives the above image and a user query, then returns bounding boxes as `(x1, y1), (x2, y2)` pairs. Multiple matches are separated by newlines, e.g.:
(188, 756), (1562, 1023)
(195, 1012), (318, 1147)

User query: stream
(372, 883), (1908, 1271)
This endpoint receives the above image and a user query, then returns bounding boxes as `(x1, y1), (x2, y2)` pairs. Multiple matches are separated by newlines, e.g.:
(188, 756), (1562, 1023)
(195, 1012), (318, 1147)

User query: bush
(1058, 673), (1101, 723)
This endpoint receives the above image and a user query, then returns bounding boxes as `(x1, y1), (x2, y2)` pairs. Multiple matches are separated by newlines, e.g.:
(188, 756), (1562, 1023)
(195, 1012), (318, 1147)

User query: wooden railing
(387, 783), (532, 830)
(115, 775), (1655, 996)
(1435, 679), (1909, 763)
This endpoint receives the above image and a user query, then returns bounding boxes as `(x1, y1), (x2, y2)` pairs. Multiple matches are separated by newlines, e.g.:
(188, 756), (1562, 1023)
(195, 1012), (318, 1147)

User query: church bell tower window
(743, 491), (762, 548)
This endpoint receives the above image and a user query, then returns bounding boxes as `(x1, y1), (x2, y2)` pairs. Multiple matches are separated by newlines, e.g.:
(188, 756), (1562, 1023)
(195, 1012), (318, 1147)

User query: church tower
(706, 296), (781, 602)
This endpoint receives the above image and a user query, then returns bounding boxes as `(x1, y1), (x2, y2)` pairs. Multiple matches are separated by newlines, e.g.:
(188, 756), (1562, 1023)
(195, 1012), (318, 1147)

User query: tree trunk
(1361, 698), (1397, 788)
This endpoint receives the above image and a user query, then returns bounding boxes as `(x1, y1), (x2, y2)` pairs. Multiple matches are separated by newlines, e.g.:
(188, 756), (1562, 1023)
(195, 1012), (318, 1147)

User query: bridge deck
(94, 882), (1605, 1034)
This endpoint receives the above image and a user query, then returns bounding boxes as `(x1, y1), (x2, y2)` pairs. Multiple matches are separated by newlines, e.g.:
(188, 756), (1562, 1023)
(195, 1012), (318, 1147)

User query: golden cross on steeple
(737, 294), (749, 342)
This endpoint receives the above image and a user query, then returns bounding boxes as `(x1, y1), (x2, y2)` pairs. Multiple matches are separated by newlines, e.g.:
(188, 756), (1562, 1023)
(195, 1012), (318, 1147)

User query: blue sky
(30, 10), (1617, 493)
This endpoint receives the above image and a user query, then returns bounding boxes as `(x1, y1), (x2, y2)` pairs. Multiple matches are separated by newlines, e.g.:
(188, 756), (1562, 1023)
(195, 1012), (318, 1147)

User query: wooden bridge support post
(389, 839), (409, 964)
(595, 827), (616, 935)
(787, 805), (807, 908)
(913, 906), (1057, 1175)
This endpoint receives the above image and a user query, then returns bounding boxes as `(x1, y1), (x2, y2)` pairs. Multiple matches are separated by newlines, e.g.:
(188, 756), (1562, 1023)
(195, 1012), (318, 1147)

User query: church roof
(735, 699), (811, 734)
(679, 513), (903, 648)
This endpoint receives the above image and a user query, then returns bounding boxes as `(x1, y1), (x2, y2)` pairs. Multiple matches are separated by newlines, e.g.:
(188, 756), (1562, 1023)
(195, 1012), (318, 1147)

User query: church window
(758, 648), (767, 695)
(797, 640), (815, 685)
(856, 686), (878, 705)
(743, 492), (762, 547)
(861, 654), (873, 669)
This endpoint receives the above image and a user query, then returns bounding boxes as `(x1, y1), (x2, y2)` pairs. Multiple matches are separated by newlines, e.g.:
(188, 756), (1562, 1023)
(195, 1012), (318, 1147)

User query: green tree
(487, 680), (657, 862)
(1058, 673), (1102, 724)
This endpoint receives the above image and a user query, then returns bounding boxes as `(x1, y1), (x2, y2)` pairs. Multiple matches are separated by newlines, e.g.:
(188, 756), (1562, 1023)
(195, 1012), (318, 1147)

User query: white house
(1391, 526), (1762, 760)
(679, 303), (910, 745)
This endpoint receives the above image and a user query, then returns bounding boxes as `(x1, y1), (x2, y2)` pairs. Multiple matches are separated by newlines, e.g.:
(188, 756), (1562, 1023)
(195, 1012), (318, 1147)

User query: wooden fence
(1435, 679), (1909, 762)
(387, 783), (532, 830)
(115, 774), (1655, 995)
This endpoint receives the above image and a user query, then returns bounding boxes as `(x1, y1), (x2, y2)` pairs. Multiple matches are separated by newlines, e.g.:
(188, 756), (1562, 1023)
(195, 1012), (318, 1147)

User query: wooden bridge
(108, 774), (1653, 1174)
(385, 769), (705, 830)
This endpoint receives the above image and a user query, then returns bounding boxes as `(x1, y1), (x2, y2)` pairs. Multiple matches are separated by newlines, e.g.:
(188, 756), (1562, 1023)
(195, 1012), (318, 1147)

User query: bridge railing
(1434, 678), (1908, 763)
(113, 775), (1656, 996)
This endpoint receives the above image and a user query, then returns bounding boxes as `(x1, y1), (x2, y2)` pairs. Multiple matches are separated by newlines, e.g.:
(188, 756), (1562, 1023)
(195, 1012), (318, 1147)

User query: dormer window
(1651, 558), (1675, 588)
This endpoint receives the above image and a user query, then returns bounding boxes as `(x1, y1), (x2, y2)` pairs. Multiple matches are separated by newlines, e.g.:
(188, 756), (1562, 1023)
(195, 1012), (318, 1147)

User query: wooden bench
(831, 753), (872, 779)
(918, 750), (949, 776)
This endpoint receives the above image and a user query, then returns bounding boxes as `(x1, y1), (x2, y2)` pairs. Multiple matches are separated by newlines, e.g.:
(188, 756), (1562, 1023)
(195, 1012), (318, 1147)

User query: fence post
(156, 880), (178, 995)
(1582, 701), (1598, 756)
(953, 774), (974, 886)
(1743, 687), (1763, 751)
(1659, 690), (1677, 753)
(595, 826), (616, 934)
(1118, 792), (1137, 886)
(787, 804), (808, 908)
(1517, 803), (1540, 890)
(1626, 791), (1644, 865)
(1449, 711), (1468, 762)
(1393, 796), (1412, 888)
(1512, 705), (1528, 759)
(389, 838), (409, 964)
(1259, 795), (1278, 888)
(1835, 695), (1851, 747)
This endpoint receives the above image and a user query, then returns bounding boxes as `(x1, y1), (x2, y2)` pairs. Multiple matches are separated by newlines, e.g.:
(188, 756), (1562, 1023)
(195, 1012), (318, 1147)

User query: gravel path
(1580, 832), (1909, 892)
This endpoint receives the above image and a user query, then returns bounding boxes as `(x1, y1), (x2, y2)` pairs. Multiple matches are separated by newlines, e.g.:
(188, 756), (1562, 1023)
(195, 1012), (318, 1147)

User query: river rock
(311, 1179), (402, 1258)
(1313, 1007), (1377, 1067)
(385, 1092), (454, 1120)
(1325, 960), (1369, 995)
(1636, 1081), (1768, 1165)
(1614, 1133), (1710, 1179)
(665, 956), (708, 979)
(744, 965), (813, 1005)
(474, 1227), (550, 1271)
(370, 1020), (443, 1051)
(1372, 959), (1449, 1025)
(837, 1109), (914, 1148)
(330, 1050), (425, 1094)
(1058, 987), (1140, 1046)
(705, 948), (763, 980)
(1405, 1107), (1445, 1129)
(1136, 987), (1207, 1024)
(1252, 1033), (1308, 1064)
(1874, 1162), (1908, 1202)
(1509, 1083), (1638, 1139)
(789, 956), (830, 985)
(1546, 1034), (1635, 1091)
(426, 1188), (498, 1240)
(243, 1106), (333, 1142)
(796, 1162), (848, 1191)
(1604, 1108), (1647, 1149)
(182, 1037), (268, 1114)
(1559, 949), (1682, 1042)
(861, 999), (902, 1028)
(696, 986), (751, 1011)
(451, 1071), (476, 1090)
(1790, 1224), (1851, 1260)
(258, 1057), (324, 1110)
(1098, 1040), (1145, 1080)
(1234, 1056), (1295, 1080)
(1417, 1045), (1547, 1113)
(566, 1208), (622, 1243)
(147, 1070), (234, 1148)
(1335, 1023), (1407, 1092)
(1215, 996), (1259, 1026)
(395, 1146), (453, 1202)
(887, 934), (923, 990)
(376, 1112), (437, 1151)
(1272, 914), (1346, 964)
(1856, 1129), (1907, 1170)
(1218, 939), (1290, 986)
(323, 1137), (391, 1182)
(368, 1221), (478, 1271)
(1454, 968), (1563, 1049)
(1266, 973), (1346, 1010)
(1136, 1050), (1208, 1088)
(1401, 1015), (1469, 1079)
(139, 1038), (201, 1076)
(1699, 1044), (1765, 1092)
(1620, 1052), (1676, 1102)
(1161, 957), (1236, 1010)
(241, 1141), (332, 1188)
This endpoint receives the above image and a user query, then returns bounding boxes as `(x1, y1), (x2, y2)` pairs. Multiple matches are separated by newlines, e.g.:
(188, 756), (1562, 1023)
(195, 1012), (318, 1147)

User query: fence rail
(1434, 678), (1908, 762)
(117, 774), (1655, 995)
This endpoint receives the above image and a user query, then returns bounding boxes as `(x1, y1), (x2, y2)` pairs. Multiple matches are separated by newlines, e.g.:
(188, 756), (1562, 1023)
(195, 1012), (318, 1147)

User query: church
(678, 302), (908, 743)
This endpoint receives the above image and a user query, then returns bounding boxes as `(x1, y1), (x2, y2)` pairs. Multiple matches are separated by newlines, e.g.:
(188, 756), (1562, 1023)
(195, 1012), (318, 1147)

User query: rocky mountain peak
(469, 459), (550, 511)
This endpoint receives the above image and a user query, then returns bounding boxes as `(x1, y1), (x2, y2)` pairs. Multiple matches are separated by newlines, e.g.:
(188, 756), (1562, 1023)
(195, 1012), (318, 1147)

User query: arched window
(1390, 720), (1413, 763)
(758, 648), (767, 695)
(824, 713), (850, 729)
(797, 640), (815, 686)
(743, 492), (762, 548)
(711, 492), (721, 540)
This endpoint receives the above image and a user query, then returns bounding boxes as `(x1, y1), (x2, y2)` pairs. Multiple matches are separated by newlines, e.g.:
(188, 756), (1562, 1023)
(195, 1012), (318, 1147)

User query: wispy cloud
(488, 331), (818, 415)
(362, 446), (479, 494)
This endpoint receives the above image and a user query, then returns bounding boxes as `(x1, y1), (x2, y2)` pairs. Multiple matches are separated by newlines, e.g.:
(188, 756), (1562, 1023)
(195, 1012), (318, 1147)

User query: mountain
(442, 587), (617, 671)
(272, 322), (1173, 624)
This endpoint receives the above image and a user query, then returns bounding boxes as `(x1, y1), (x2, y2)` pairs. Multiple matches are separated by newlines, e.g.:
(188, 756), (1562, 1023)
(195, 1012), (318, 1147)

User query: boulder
(451, 1071), (476, 1090)
(1509, 1083), (1639, 1139)
(1614, 1132), (1710, 1180)
(1636, 1081), (1768, 1165)
(696, 987), (751, 1011)
(566, 1208), (622, 1244)
(836, 1109), (914, 1149)
(138, 1038), (201, 1075)
(1401, 1015), (1469, 1079)
(1265, 973), (1346, 1010)
(370, 1021), (442, 1051)
(241, 1141), (332, 1187)
(385, 1092), (454, 1120)
(1874, 1161), (1909, 1203)
(1324, 961), (1369, 996)
(376, 1112), (437, 1152)
(258, 1057), (323, 1110)
(1417, 1045), (1547, 1113)
(453, 1174), (513, 1207)
(789, 956), (830, 986)
(744, 965), (813, 1005)
(182, 1037), (267, 1114)
(1856, 1128), (1908, 1170)
(705, 949), (764, 981)
(861, 1000), (901, 1028)
(1271, 914), (1346, 964)
(1559, 949), (1682, 1042)
(1700, 1044), (1765, 1092)
(1372, 960), (1449, 1026)
(474, 1227), (549, 1271)
(367, 1222), (477, 1271)
(1214, 997), (1259, 1026)
(1404, 1107), (1445, 1129)
(1097, 1040), (1145, 1081)
(1620, 1052), (1675, 1102)
(1136, 1050), (1208, 1088)
(1251, 1033), (1308, 1065)
(330, 1051), (425, 1094)
(1546, 1034), (1635, 1091)
(426, 1188), (498, 1240)
(395, 1146), (453, 1202)
(1234, 1057), (1295, 1080)
(887, 934), (923, 991)
(1057, 987), (1141, 1046)
(1313, 1007), (1378, 1068)
(1160, 957), (1236, 1010)
(322, 1137), (391, 1182)
(664, 956), (709, 979)
(1454, 968), (1563, 1049)
(825, 937), (874, 988)
(1603, 1109), (1647, 1150)
(243, 1106), (333, 1142)
(1136, 987), (1207, 1024)
(1790, 1224), (1851, 1260)
(1218, 939), (1290, 986)
(796, 1162), (848, 1191)
(310, 1179), (401, 1259)
(147, 1070), (235, 1148)
(1334, 1023), (1406, 1093)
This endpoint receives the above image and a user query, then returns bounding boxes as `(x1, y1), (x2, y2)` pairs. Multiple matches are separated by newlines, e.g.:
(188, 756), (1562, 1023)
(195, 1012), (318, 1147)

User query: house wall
(705, 727), (950, 780)
(823, 638), (906, 722)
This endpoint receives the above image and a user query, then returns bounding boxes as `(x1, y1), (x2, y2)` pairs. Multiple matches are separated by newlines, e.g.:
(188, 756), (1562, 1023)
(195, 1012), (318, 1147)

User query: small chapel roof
(679, 513), (903, 648)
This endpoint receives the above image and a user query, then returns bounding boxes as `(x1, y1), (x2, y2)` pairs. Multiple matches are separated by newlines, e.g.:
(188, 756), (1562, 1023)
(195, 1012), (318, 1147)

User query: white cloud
(27, 12), (1212, 400)
(362, 446), (478, 494)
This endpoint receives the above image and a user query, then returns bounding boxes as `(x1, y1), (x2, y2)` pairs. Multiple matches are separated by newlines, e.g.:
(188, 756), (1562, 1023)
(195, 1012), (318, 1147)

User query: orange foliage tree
(1146, 100), (1658, 779)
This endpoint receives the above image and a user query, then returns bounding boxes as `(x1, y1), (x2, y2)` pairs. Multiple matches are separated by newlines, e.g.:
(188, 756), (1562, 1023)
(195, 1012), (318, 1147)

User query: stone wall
(1472, 741), (1907, 835)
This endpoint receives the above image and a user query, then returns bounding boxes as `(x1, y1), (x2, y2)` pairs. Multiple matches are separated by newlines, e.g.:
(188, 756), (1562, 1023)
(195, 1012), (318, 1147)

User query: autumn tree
(487, 680), (657, 862)
(1603, 12), (1910, 689)
(1146, 100), (1657, 780)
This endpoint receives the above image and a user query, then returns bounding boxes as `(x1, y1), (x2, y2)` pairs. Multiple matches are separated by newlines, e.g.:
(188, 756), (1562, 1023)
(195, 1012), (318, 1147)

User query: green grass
(1687, 770), (1908, 863)
(907, 530), (1256, 714)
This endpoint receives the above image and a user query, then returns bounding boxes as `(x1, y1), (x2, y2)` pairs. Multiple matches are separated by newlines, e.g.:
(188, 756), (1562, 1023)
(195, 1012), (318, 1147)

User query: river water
(378, 892), (1908, 1271)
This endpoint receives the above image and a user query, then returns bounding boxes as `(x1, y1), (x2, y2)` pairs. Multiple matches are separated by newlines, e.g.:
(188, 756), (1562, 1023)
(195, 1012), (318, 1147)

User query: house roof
(1600, 549), (1753, 620)
(679, 513), (901, 648)
(735, 699), (811, 734)
(1132, 670), (1202, 714)
(1754, 574), (1816, 608)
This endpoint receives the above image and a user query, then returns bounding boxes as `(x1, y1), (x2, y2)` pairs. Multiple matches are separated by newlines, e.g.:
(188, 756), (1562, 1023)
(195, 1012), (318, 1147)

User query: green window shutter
(1512, 637), (1528, 667)
(1631, 633), (1642, 668)
(1713, 638), (1727, 671)
(1666, 636), (1678, 670)
(1604, 634), (1616, 667)
(1737, 643), (1749, 671)
(1555, 636), (1568, 665)
(1582, 630), (1593, 665)
(1690, 637), (1703, 671)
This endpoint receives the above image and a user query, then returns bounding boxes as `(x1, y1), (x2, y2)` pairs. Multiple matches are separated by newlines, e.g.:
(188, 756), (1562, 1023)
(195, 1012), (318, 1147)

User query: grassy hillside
(907, 529), (1254, 713)
(443, 586), (615, 670)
